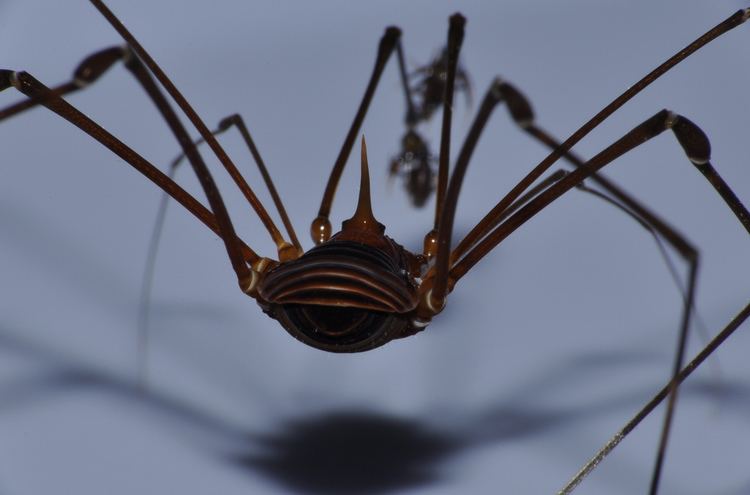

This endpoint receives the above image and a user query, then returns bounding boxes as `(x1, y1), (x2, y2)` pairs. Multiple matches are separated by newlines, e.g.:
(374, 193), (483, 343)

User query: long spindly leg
(0, 46), (124, 122)
(423, 78), (505, 315)
(431, 14), (466, 242)
(137, 113), (305, 385)
(446, 110), (750, 494)
(311, 26), (403, 244)
(426, 8), (749, 314)
(392, 15), (467, 214)
(449, 79), (684, 264)
(0, 41), (297, 262)
(0, 42), (295, 381)
(573, 179), (722, 378)
(448, 80), (717, 351)
(395, 40), (418, 126)
(480, 156), (718, 366)
(472, 166), (690, 277)
(448, 112), (750, 282)
(163, 114), (302, 253)
(88, 0), (295, 263)
(0, 70), (261, 291)
(561, 299), (750, 494)
(422, 77), (579, 313)
(3, 61), (268, 387)
(418, 14), (466, 259)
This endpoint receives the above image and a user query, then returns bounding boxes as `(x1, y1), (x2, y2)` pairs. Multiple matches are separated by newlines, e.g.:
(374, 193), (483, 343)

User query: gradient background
(1, 1), (749, 494)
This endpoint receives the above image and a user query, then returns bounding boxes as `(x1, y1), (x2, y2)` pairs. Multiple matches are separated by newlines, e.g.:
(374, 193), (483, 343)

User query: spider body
(258, 238), (419, 352)
(258, 143), (429, 352)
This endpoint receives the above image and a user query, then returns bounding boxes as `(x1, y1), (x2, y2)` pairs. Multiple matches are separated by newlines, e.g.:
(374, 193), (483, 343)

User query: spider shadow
(237, 411), (462, 495)
(2, 320), (748, 495)
(228, 349), (675, 494)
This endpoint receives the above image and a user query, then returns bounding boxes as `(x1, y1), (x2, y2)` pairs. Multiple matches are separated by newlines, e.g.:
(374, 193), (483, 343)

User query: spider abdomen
(258, 240), (418, 352)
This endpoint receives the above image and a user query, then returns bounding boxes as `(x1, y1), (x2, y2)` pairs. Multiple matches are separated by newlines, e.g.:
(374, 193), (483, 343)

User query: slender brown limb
(165, 114), (304, 257)
(1, 81), (76, 121)
(0, 44), (276, 380)
(428, 79), (504, 311)
(141, 114), (307, 379)
(448, 78), (671, 262)
(475, 169), (568, 237)
(692, 160), (750, 234)
(214, 114), (302, 256)
(395, 41), (418, 126)
(442, 109), (750, 494)
(89, 0), (288, 263)
(0, 46), (124, 122)
(649, 261), (696, 495)
(526, 123), (684, 236)
(560, 300), (750, 494)
(0, 70), (259, 276)
(449, 79), (705, 278)
(453, 71), (748, 264)
(433, 14), (466, 233)
(458, 108), (718, 363)
(0, 40), (300, 263)
(118, 51), (260, 281)
(311, 26), (402, 244)
(530, 127), (729, 366)
(575, 180), (721, 383)
(449, 8), (749, 273)
(167, 114), (302, 256)
(448, 110), (708, 280)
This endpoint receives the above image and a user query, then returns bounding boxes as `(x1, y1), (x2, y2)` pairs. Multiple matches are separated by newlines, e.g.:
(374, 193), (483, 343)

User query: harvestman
(388, 45), (472, 207)
(2, 2), (750, 493)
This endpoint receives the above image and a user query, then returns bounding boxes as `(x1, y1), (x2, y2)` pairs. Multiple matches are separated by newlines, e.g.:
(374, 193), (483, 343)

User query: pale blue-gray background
(0, 1), (749, 494)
